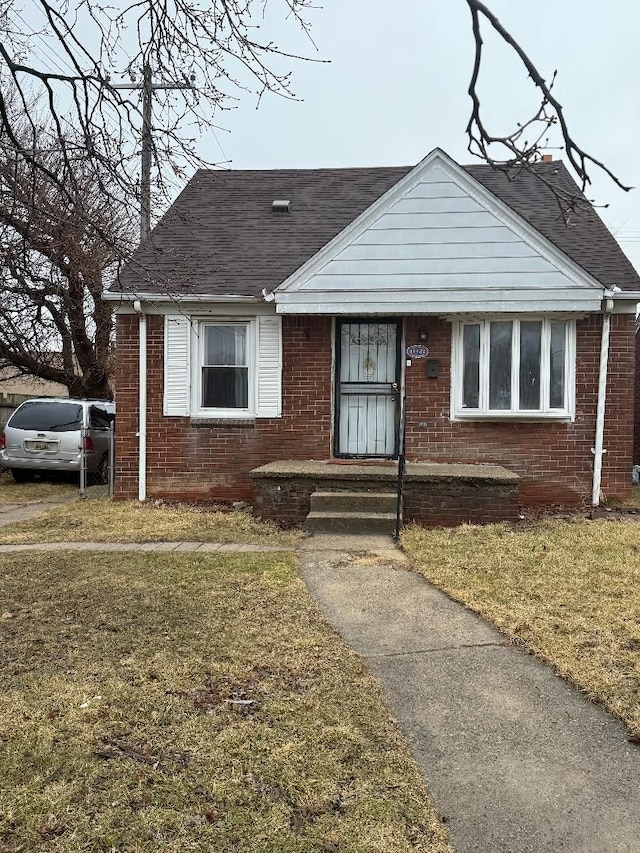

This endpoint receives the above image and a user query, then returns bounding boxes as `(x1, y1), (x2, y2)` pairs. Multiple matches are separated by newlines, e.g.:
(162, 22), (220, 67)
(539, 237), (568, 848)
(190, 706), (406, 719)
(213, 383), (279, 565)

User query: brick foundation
(251, 462), (520, 527)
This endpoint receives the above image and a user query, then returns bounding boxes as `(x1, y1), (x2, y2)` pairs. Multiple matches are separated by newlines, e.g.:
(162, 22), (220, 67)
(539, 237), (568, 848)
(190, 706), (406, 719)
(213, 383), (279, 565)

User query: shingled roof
(115, 160), (640, 296)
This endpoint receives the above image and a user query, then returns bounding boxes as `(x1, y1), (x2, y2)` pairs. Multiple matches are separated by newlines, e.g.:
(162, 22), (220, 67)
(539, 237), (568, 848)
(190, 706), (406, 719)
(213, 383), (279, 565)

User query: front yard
(0, 496), (302, 547)
(0, 549), (450, 852)
(402, 518), (640, 737)
(4, 487), (640, 850)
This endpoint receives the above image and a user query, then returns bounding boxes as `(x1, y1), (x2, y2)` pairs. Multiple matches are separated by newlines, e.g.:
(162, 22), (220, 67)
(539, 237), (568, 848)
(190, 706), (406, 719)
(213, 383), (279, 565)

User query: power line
(109, 64), (196, 242)
(17, 2), (77, 77)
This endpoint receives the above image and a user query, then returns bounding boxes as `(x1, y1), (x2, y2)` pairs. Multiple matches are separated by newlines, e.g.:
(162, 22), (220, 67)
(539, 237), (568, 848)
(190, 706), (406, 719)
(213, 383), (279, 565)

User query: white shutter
(256, 315), (282, 418)
(163, 314), (191, 416)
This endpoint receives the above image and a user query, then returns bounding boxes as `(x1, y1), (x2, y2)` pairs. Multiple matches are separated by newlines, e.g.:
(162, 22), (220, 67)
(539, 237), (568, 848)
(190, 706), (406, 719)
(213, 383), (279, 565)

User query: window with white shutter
(163, 315), (191, 416)
(256, 315), (282, 418)
(176, 314), (282, 420)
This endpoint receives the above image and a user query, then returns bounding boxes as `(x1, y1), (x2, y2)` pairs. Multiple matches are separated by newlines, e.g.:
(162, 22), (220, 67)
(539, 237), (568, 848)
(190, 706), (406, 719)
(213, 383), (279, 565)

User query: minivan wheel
(11, 469), (37, 483)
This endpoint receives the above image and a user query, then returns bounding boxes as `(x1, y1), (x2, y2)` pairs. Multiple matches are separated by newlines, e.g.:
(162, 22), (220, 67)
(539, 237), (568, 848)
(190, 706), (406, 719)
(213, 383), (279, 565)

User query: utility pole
(110, 64), (195, 242)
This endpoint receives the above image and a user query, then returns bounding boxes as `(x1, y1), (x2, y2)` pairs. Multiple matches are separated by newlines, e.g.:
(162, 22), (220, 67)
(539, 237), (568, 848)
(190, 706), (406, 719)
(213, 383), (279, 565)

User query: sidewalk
(0, 540), (294, 553)
(298, 534), (640, 853)
(0, 486), (107, 527)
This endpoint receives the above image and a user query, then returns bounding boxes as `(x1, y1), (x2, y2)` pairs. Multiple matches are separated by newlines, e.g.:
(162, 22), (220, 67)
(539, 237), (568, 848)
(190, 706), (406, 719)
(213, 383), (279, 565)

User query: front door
(335, 319), (401, 457)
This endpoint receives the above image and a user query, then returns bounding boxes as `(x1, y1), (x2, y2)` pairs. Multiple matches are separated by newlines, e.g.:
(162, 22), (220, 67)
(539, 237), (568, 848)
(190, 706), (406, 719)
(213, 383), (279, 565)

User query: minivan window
(9, 402), (83, 432)
(89, 405), (113, 430)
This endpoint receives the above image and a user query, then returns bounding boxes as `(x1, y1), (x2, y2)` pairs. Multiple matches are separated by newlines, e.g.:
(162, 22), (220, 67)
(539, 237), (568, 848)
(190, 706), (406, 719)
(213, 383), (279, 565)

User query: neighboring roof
(115, 159), (640, 297)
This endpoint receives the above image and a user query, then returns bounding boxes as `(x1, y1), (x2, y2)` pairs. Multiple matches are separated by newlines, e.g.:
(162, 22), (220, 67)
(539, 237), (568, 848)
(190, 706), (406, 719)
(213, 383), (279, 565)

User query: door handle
(391, 383), (398, 391)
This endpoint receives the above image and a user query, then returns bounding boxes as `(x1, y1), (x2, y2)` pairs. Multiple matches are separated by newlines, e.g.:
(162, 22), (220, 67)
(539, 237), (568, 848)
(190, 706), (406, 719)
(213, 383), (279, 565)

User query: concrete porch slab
(251, 459), (519, 484)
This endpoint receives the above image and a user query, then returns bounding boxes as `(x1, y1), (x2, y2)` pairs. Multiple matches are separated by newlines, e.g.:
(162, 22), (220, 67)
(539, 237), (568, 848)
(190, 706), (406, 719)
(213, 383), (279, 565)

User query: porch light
(418, 330), (428, 341)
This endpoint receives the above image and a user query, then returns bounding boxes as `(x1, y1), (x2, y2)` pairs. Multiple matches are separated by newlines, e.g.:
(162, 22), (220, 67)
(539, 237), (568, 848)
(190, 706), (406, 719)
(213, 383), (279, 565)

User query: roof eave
(103, 291), (261, 303)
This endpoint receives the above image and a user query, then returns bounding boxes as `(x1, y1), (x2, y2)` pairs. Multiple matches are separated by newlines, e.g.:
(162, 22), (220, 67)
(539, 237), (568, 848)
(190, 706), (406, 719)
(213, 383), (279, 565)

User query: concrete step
(309, 490), (397, 514)
(305, 510), (397, 535)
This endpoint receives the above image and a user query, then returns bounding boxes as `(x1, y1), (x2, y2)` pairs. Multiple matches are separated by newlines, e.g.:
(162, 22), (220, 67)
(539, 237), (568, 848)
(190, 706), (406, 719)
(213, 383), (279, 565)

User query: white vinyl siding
(452, 317), (575, 420)
(275, 154), (604, 315)
(293, 165), (577, 293)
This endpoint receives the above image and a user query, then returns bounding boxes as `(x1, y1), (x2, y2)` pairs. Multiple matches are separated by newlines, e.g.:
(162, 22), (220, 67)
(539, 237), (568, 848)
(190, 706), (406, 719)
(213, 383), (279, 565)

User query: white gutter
(591, 287), (619, 506)
(103, 291), (260, 303)
(133, 299), (147, 502)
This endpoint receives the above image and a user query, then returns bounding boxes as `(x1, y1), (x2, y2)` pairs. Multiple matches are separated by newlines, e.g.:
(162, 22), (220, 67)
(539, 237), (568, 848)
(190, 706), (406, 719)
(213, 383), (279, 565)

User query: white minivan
(0, 397), (115, 483)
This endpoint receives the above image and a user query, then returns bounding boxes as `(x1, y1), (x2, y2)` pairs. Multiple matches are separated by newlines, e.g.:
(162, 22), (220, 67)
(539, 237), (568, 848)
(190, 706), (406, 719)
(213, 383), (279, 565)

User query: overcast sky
(20, 0), (640, 271)
(206, 0), (640, 271)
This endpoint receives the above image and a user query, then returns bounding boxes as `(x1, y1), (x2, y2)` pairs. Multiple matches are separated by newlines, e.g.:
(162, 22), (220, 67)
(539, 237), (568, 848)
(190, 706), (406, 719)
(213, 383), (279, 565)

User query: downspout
(133, 299), (147, 502)
(591, 287), (619, 506)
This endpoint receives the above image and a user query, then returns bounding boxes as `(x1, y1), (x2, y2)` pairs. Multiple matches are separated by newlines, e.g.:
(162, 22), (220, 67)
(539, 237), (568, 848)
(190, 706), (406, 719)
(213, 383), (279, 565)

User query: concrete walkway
(298, 534), (640, 853)
(0, 491), (77, 526)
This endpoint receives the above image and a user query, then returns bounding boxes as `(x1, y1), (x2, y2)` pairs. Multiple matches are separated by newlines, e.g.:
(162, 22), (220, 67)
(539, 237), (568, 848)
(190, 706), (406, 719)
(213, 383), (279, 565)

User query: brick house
(108, 149), (640, 526)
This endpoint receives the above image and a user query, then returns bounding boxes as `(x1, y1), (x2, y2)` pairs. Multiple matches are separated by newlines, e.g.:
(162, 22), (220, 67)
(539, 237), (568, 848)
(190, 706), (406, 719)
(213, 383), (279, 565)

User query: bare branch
(464, 0), (631, 194)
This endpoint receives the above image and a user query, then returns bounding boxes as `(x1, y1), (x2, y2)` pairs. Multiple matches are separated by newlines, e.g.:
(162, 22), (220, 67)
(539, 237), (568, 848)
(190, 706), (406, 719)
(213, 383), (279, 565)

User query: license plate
(33, 441), (52, 451)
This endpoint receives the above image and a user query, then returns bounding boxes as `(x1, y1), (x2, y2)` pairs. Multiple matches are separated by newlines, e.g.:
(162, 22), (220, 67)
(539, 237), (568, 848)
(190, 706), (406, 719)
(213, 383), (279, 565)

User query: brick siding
(115, 314), (333, 503)
(114, 311), (635, 512)
(402, 314), (635, 507)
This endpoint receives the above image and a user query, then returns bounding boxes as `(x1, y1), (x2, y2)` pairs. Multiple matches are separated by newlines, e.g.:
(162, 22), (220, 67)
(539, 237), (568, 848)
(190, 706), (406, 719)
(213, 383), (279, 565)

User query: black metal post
(394, 393), (407, 541)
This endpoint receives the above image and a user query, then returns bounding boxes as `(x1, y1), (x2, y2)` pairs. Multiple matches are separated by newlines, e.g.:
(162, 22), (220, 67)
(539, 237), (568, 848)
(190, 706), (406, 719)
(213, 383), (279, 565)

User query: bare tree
(0, 1), (629, 227)
(0, 114), (133, 399)
(0, 0), (319, 220)
(463, 1), (631, 197)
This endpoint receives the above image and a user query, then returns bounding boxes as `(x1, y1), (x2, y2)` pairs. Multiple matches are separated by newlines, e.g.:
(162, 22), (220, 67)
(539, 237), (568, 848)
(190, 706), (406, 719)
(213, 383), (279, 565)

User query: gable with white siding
(274, 149), (605, 314)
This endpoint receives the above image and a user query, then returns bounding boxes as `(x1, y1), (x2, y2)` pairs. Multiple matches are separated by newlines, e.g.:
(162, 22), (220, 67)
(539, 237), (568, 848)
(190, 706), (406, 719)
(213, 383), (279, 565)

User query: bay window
(453, 317), (575, 419)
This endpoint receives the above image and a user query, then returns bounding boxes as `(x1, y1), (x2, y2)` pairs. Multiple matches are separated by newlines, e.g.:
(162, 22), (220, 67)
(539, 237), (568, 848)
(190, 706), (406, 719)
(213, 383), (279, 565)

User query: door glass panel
(549, 322), (566, 409)
(489, 321), (512, 410)
(519, 321), (542, 410)
(340, 323), (396, 383)
(462, 324), (480, 408)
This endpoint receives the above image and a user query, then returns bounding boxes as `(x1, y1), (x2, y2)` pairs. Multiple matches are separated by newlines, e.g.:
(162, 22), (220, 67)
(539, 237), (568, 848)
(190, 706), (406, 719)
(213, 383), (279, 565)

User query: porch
(250, 460), (520, 530)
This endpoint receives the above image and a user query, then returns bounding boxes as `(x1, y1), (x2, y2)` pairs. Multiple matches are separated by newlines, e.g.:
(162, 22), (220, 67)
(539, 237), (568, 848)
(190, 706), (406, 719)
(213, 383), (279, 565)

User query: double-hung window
(200, 322), (251, 413)
(453, 318), (575, 419)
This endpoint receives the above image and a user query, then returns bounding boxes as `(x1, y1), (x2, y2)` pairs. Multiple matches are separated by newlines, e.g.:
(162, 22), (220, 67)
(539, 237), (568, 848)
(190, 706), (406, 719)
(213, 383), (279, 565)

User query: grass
(0, 468), (76, 505)
(401, 518), (640, 737)
(0, 550), (450, 853)
(0, 498), (303, 547)
(605, 484), (640, 509)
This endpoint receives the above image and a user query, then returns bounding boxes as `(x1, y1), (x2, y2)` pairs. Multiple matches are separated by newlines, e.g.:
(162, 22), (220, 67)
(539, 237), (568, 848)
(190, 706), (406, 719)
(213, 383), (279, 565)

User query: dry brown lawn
(0, 497), (303, 547)
(0, 550), (450, 853)
(402, 518), (640, 736)
(0, 468), (76, 505)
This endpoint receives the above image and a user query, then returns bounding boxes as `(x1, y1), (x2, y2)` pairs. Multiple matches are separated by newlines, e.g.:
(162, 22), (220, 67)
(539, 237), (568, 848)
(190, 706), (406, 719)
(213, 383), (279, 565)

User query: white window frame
(451, 316), (576, 421)
(191, 318), (256, 418)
